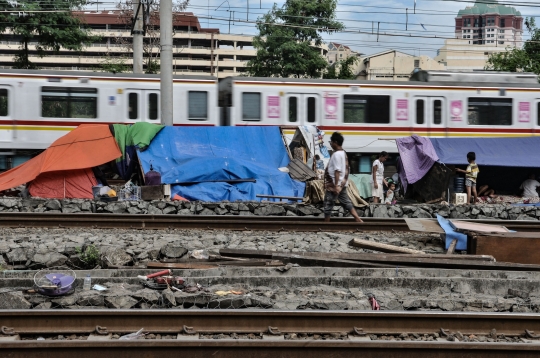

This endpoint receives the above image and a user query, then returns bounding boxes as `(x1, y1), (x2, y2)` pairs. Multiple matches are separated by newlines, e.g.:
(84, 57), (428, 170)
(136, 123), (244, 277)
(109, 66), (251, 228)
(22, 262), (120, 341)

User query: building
(434, 39), (506, 71)
(0, 11), (257, 78)
(326, 42), (361, 64)
(434, 0), (523, 71)
(454, 0), (523, 47)
(355, 50), (445, 81)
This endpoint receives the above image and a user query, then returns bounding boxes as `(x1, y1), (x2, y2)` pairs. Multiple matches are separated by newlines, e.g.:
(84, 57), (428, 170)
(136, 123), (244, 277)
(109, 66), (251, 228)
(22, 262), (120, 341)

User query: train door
(125, 89), (160, 122)
(413, 97), (446, 137)
(0, 86), (13, 143)
(285, 94), (321, 125)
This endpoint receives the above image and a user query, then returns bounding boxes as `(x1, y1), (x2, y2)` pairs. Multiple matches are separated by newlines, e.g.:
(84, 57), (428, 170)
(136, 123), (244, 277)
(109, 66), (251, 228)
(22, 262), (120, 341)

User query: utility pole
(133, 0), (144, 73)
(161, 0), (173, 126)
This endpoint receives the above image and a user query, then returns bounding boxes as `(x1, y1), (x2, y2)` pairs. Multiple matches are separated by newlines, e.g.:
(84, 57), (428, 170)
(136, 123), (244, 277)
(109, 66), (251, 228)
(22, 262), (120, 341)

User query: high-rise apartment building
(454, 0), (523, 48)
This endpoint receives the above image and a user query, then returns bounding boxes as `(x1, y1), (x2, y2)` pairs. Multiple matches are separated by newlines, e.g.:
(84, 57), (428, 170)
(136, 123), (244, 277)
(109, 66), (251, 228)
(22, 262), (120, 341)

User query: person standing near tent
(323, 132), (363, 223)
(455, 151), (479, 204)
(371, 152), (389, 203)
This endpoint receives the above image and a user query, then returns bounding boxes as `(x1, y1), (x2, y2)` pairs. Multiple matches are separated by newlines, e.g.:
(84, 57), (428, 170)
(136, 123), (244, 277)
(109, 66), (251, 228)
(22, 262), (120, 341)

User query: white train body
(0, 69), (539, 165)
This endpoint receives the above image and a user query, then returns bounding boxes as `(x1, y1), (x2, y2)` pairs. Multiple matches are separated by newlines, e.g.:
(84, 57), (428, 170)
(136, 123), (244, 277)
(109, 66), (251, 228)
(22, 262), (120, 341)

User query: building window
(487, 17), (495, 26)
(128, 93), (138, 119)
(42, 86), (97, 118)
(414, 59), (420, 68)
(288, 97), (297, 122)
(188, 91), (208, 120)
(148, 93), (158, 120)
(464, 18), (471, 27)
(468, 97), (512, 126)
(307, 97), (316, 123)
(416, 99), (425, 125)
(500, 18), (505, 27)
(242, 92), (261, 121)
(0, 89), (8, 116)
(343, 95), (390, 124)
(499, 29), (505, 33)
(433, 100), (442, 125)
(499, 41), (505, 44)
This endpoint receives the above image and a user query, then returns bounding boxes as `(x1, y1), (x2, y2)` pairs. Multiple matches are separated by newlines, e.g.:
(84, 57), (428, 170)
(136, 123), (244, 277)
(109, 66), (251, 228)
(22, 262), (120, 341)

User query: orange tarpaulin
(29, 168), (98, 199)
(0, 124), (121, 192)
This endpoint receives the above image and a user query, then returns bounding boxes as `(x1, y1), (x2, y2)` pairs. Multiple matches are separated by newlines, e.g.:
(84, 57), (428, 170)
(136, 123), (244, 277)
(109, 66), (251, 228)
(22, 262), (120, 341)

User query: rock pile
(0, 198), (537, 220)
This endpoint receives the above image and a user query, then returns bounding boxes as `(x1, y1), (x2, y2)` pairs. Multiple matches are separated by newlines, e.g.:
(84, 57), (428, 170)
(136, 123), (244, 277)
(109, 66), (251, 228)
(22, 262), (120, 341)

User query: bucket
(453, 177), (465, 193)
(92, 186), (101, 198)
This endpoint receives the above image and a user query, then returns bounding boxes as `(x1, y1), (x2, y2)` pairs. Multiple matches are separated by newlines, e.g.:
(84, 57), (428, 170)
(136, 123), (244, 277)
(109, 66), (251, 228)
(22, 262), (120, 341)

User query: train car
(218, 71), (540, 157)
(0, 69), (218, 168)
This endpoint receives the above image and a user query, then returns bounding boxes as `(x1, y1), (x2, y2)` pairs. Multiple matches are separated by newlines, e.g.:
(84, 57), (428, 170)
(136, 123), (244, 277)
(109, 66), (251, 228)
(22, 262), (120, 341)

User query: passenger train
(0, 69), (538, 169)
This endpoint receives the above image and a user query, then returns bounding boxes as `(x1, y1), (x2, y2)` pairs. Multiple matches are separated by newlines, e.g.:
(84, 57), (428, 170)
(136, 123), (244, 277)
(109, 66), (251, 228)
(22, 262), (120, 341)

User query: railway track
(1, 310), (540, 357)
(0, 212), (539, 232)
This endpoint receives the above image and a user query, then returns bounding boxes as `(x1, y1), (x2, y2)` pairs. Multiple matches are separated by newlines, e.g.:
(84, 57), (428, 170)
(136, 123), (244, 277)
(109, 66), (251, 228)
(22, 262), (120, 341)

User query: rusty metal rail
(0, 212), (538, 232)
(2, 310), (540, 357)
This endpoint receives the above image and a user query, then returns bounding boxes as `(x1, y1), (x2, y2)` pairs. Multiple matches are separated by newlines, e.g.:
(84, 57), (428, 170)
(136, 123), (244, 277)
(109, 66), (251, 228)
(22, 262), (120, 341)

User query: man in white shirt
(323, 132), (363, 223)
(520, 173), (540, 198)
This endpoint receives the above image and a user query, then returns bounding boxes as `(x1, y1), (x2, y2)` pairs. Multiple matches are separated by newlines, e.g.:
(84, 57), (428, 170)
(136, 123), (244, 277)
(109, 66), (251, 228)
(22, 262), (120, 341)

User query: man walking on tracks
(324, 132), (363, 223)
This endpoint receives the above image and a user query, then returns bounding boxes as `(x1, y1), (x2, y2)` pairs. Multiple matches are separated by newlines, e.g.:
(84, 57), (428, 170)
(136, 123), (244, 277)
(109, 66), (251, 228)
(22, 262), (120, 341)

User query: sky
(180, 0), (540, 58)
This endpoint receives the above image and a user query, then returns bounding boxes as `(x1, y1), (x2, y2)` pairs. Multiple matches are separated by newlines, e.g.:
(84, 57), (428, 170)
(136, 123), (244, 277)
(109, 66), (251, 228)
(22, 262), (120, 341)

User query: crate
(118, 186), (141, 201)
(452, 193), (467, 205)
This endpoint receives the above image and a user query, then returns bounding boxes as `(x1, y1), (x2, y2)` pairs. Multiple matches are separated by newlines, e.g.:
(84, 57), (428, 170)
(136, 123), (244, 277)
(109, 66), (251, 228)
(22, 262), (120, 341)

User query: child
(455, 152), (479, 204)
(385, 182), (396, 204)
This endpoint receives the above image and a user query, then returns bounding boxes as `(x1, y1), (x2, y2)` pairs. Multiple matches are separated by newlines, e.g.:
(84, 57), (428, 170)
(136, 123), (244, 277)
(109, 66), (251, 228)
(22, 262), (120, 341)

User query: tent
(430, 137), (540, 167)
(29, 168), (97, 199)
(0, 124), (121, 198)
(138, 126), (306, 202)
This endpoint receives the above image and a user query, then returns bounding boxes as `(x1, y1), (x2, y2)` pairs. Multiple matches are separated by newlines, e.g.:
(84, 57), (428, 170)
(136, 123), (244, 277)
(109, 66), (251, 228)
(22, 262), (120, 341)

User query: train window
(188, 91), (208, 120)
(148, 93), (158, 120)
(288, 97), (297, 122)
(343, 95), (390, 123)
(538, 103), (540, 126)
(128, 93), (138, 119)
(416, 99), (425, 124)
(307, 97), (316, 123)
(41, 87), (97, 118)
(433, 100), (442, 125)
(242, 92), (261, 121)
(468, 97), (512, 125)
(0, 89), (8, 116)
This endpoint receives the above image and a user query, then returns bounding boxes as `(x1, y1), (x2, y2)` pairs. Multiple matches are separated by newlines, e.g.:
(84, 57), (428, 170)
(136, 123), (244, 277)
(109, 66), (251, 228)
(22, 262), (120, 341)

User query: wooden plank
(272, 254), (397, 268)
(293, 252), (540, 271)
(219, 248), (495, 262)
(471, 233), (540, 265)
(287, 158), (317, 182)
(147, 262), (218, 269)
(404, 218), (444, 234)
(446, 239), (458, 255)
(451, 220), (510, 233)
(348, 238), (426, 254)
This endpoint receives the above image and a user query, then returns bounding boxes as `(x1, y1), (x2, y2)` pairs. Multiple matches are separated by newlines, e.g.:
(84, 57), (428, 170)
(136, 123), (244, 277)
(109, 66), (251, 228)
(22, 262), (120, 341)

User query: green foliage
(76, 244), (100, 269)
(0, 0), (98, 69)
(99, 56), (130, 74)
(246, 0), (343, 78)
(145, 58), (160, 74)
(323, 55), (359, 79)
(485, 17), (540, 78)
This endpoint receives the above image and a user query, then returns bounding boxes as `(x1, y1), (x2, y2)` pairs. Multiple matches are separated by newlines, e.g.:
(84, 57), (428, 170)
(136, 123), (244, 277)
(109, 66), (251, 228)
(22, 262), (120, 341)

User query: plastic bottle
(83, 274), (92, 291)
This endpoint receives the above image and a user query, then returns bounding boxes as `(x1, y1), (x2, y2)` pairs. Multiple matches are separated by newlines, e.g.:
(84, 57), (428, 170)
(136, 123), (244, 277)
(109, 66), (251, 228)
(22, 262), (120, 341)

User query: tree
(485, 17), (540, 77)
(246, 0), (343, 78)
(3, 0), (97, 69)
(324, 55), (359, 80)
(114, 0), (189, 74)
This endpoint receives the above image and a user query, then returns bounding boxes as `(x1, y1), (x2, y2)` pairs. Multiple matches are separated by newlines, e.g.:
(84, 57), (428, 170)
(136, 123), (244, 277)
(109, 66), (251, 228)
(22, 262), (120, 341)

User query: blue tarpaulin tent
(430, 137), (540, 167)
(138, 127), (305, 202)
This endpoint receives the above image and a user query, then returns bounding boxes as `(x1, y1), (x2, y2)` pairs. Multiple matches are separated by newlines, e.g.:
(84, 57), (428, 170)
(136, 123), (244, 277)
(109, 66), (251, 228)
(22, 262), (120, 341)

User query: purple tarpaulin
(396, 135), (439, 192)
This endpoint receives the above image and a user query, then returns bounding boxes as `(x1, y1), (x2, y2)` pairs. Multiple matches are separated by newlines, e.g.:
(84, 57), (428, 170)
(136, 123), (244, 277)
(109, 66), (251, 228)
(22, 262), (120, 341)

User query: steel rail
(0, 212), (538, 232)
(2, 340), (540, 358)
(2, 310), (540, 358)
(1, 310), (540, 336)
